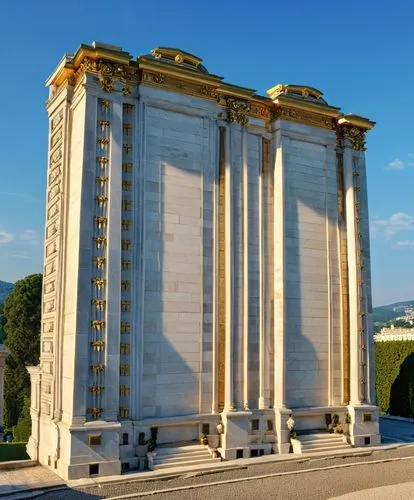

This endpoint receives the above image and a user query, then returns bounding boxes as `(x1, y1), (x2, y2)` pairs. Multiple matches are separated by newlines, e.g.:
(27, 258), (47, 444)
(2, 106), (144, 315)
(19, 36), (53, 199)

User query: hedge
(0, 443), (29, 462)
(375, 340), (414, 416)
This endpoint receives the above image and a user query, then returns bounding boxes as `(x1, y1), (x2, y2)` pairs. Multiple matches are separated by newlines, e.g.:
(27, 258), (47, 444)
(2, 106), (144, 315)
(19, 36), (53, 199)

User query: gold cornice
(273, 95), (340, 117)
(72, 44), (131, 67)
(45, 43), (374, 134)
(138, 57), (223, 86)
(272, 105), (337, 130)
(151, 47), (203, 68)
(338, 114), (375, 131)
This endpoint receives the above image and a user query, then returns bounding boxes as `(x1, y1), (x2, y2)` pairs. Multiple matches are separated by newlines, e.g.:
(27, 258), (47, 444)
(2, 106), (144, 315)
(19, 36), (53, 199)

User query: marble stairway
(292, 432), (351, 454)
(150, 442), (221, 471)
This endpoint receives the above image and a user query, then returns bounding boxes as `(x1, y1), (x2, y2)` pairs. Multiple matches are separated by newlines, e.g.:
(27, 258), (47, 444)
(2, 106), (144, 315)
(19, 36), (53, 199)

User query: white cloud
(0, 231), (13, 244)
(20, 229), (37, 241)
(385, 155), (414, 170)
(385, 158), (405, 170)
(371, 212), (414, 238)
(393, 240), (414, 249)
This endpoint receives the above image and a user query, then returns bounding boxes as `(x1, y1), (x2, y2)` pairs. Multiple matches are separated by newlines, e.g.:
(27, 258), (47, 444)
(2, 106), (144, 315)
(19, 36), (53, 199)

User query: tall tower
(27, 42), (380, 480)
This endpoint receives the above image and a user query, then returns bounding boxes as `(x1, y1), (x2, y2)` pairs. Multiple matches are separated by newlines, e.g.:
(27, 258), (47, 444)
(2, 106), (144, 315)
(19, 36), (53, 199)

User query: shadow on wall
(389, 353), (414, 418)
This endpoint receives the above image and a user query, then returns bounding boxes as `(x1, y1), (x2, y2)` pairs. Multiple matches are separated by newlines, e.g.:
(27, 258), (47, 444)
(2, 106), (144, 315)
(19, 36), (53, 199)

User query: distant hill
(0, 280), (13, 305)
(373, 300), (414, 324)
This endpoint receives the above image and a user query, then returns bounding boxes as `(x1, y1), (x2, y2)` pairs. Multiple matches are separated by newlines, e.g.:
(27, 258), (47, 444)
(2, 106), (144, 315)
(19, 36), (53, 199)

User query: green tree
(3, 274), (42, 427)
(0, 304), (5, 343)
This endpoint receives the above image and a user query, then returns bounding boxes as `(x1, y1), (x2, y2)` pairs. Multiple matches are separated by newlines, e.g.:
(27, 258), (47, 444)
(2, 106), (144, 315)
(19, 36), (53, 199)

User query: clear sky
(0, 0), (413, 306)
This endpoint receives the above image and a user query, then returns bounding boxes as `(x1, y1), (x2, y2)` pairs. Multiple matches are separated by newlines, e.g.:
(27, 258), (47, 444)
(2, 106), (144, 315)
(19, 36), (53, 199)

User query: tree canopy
(2, 273), (42, 426)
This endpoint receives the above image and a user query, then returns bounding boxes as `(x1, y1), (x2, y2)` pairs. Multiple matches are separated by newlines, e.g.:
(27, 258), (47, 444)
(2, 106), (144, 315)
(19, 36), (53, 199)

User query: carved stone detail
(226, 98), (250, 126)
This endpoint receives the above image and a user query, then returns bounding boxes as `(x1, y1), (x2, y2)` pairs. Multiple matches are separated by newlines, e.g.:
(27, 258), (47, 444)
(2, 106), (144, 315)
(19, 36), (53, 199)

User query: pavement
(0, 416), (412, 499)
(331, 482), (414, 499)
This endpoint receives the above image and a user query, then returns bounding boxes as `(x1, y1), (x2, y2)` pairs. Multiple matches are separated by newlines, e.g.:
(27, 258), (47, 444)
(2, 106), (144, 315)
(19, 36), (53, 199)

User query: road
(379, 417), (414, 443)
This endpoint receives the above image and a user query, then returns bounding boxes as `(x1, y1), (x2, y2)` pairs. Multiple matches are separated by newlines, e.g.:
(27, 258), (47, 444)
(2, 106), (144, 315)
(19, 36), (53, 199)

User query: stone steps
(151, 443), (220, 471)
(292, 432), (351, 454)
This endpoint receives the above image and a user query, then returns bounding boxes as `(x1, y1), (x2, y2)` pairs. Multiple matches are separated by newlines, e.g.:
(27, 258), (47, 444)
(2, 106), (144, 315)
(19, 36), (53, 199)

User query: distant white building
(374, 327), (414, 342)
(27, 42), (380, 480)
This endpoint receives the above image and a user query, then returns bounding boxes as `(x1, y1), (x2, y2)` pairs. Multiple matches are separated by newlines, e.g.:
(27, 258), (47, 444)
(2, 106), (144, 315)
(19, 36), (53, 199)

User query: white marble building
(27, 42), (380, 480)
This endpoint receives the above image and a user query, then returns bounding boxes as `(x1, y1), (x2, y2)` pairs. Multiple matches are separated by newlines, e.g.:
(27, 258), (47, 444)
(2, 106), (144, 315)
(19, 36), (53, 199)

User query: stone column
(272, 127), (291, 454)
(259, 138), (271, 409)
(223, 124), (235, 412)
(0, 345), (8, 425)
(342, 141), (362, 406)
(272, 130), (287, 409)
(242, 127), (250, 410)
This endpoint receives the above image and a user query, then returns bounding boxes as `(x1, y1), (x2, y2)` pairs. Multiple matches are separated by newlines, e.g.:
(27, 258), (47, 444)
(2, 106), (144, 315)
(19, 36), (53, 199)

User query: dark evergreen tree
(3, 274), (42, 427)
(0, 304), (5, 343)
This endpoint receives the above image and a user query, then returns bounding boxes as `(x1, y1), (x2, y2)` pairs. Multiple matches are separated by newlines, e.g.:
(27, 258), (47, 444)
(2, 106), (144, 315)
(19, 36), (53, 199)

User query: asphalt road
(35, 445), (414, 500)
(379, 417), (414, 443)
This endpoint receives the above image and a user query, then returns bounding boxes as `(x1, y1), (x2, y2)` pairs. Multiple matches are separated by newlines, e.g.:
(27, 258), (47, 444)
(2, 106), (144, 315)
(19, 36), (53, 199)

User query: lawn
(0, 443), (29, 462)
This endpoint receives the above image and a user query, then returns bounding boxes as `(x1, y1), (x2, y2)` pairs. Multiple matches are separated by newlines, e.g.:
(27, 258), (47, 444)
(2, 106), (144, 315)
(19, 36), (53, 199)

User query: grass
(0, 442), (29, 462)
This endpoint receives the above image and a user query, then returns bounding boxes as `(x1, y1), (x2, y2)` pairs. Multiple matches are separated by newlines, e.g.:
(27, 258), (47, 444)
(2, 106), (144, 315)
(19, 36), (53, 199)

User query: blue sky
(0, 0), (413, 306)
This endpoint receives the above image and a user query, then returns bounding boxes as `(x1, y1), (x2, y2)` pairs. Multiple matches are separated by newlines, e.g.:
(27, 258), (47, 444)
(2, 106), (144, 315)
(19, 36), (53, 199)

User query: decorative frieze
(88, 99), (112, 421)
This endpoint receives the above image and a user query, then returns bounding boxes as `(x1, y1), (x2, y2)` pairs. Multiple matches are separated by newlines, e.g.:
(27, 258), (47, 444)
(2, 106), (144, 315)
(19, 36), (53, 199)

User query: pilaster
(342, 141), (363, 406)
(223, 123), (235, 412)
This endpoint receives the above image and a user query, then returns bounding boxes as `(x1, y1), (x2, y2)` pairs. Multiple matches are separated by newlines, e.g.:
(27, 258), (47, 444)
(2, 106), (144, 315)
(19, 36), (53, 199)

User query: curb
(0, 460), (37, 471)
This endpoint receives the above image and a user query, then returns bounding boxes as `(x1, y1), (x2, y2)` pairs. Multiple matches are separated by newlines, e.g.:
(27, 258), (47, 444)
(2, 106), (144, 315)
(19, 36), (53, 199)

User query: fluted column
(273, 131), (287, 409)
(343, 139), (363, 406)
(242, 128), (249, 410)
(223, 123), (235, 412)
(259, 138), (271, 409)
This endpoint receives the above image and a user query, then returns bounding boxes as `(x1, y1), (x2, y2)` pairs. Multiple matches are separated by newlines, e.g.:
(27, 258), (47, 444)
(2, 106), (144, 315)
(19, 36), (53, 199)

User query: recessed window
(89, 434), (102, 446)
(202, 423), (210, 435)
(251, 419), (259, 431)
(122, 433), (129, 445)
(364, 437), (370, 445)
(89, 463), (99, 476)
(236, 449), (243, 459)
(267, 420), (274, 432)
(121, 462), (130, 472)
(363, 413), (372, 422)
(259, 449), (264, 456)
(250, 449), (259, 458)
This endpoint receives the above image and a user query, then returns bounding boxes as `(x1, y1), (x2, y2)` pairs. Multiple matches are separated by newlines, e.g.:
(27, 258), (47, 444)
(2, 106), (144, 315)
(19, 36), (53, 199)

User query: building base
(347, 405), (381, 447)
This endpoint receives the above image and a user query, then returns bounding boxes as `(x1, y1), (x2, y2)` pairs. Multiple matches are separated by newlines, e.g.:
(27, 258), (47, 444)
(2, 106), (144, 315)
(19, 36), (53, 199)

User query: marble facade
(27, 42), (380, 480)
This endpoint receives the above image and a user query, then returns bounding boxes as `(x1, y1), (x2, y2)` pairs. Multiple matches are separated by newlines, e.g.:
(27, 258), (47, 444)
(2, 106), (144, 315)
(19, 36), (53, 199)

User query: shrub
(375, 340), (414, 416)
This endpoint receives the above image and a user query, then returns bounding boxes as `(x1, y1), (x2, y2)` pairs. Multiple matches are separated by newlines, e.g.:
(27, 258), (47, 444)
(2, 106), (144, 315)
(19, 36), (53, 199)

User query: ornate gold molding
(77, 57), (139, 94)
(226, 97), (250, 126)
(272, 106), (336, 130)
(339, 125), (367, 151)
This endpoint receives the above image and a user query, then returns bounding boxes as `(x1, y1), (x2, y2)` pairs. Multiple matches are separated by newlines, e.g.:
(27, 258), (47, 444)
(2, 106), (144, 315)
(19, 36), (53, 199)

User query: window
(122, 433), (129, 445)
(202, 424), (210, 435)
(236, 449), (244, 459)
(251, 419), (259, 432)
(89, 464), (99, 476)
(89, 434), (102, 446)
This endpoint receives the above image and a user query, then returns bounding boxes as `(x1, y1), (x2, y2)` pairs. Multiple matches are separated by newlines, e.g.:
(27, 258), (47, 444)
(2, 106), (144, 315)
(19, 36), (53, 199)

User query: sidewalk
(0, 464), (65, 497)
(0, 442), (412, 498)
